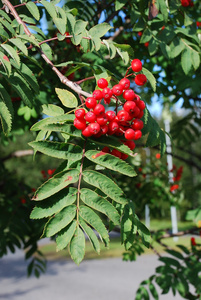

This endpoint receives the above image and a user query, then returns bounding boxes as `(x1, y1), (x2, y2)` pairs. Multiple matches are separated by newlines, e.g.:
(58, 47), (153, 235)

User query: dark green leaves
(85, 150), (136, 177)
(70, 226), (85, 265)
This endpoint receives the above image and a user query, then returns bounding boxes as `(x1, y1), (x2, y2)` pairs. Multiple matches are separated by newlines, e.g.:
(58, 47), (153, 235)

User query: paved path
(0, 247), (183, 300)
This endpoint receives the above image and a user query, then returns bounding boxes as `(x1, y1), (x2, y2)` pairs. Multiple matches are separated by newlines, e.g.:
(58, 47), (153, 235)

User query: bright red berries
(93, 104), (105, 116)
(125, 128), (135, 140)
(75, 108), (85, 119)
(85, 97), (97, 109)
(85, 111), (96, 123)
(123, 101), (136, 113)
(97, 78), (108, 89)
(88, 123), (101, 135)
(112, 84), (123, 96)
(123, 89), (136, 101)
(135, 74), (147, 86)
(74, 118), (86, 130)
(119, 78), (130, 89)
(131, 119), (144, 130)
(93, 90), (103, 100)
(131, 59), (142, 73)
(117, 110), (130, 122)
(181, 0), (193, 6)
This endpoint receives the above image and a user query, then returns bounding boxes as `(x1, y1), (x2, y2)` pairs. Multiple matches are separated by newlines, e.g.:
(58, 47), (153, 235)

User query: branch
(2, 149), (34, 162)
(2, 0), (91, 99)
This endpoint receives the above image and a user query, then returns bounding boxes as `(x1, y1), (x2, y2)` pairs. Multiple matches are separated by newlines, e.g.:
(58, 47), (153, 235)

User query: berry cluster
(74, 59), (147, 157)
(181, 0), (194, 7)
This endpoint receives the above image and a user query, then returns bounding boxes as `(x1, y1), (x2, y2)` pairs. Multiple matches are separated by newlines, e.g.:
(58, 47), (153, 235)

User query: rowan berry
(100, 124), (108, 135)
(75, 108), (85, 119)
(181, 0), (189, 6)
(97, 114), (108, 126)
(121, 153), (129, 160)
(85, 97), (97, 109)
(131, 106), (140, 118)
(74, 118), (86, 130)
(131, 119), (144, 130)
(93, 104), (105, 116)
(137, 100), (146, 110)
(111, 149), (122, 158)
(138, 110), (144, 119)
(112, 84), (123, 96)
(85, 111), (96, 123)
(135, 74), (147, 86)
(125, 128), (135, 140)
(123, 140), (136, 150)
(108, 121), (119, 134)
(102, 87), (113, 100)
(123, 101), (136, 114)
(115, 125), (125, 136)
(82, 126), (93, 137)
(119, 78), (130, 90)
(131, 59), (142, 73)
(117, 110), (130, 122)
(97, 78), (108, 89)
(123, 89), (136, 101)
(88, 122), (101, 135)
(105, 110), (115, 121)
(102, 147), (110, 153)
(134, 130), (142, 140)
(93, 89), (103, 100)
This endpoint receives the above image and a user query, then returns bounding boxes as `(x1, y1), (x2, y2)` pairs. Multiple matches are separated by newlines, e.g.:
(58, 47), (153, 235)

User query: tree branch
(2, 0), (91, 98)
(1, 150), (34, 162)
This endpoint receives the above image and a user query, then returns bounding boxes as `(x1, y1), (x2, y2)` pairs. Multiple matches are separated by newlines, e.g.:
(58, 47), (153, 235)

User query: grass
(39, 220), (195, 261)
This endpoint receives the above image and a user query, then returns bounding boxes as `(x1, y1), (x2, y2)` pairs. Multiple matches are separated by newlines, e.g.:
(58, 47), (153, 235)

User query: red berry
(75, 108), (85, 119)
(125, 128), (135, 140)
(117, 110), (130, 122)
(119, 78), (130, 90)
(134, 130), (142, 140)
(74, 118), (86, 130)
(102, 147), (110, 153)
(93, 104), (105, 116)
(181, 0), (189, 6)
(100, 124), (108, 135)
(102, 87), (113, 100)
(137, 100), (146, 110)
(97, 114), (108, 126)
(138, 32), (142, 37)
(115, 125), (125, 136)
(134, 94), (141, 104)
(131, 59), (142, 73)
(123, 89), (136, 101)
(111, 149), (122, 158)
(130, 106), (140, 118)
(131, 119), (144, 130)
(121, 153), (129, 160)
(82, 126), (93, 137)
(105, 110), (115, 121)
(112, 84), (123, 96)
(93, 90), (103, 100)
(135, 74), (147, 86)
(88, 122), (101, 135)
(138, 110), (144, 119)
(123, 101), (136, 114)
(123, 140), (136, 150)
(108, 121), (119, 134)
(85, 97), (97, 109)
(85, 111), (96, 123)
(97, 78), (108, 89)
(144, 42), (149, 47)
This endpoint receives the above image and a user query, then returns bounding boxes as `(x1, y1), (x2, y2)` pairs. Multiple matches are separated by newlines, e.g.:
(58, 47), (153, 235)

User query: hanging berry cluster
(180, 0), (194, 7)
(74, 59), (147, 158)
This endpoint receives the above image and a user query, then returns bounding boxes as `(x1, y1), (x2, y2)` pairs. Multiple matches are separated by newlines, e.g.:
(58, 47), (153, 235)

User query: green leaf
(42, 104), (64, 116)
(74, 20), (88, 35)
(85, 150), (136, 177)
(30, 114), (75, 131)
(40, 0), (57, 19)
(0, 51), (11, 76)
(33, 169), (79, 201)
(26, 1), (40, 20)
(160, 42), (171, 59)
(56, 220), (77, 251)
(103, 39), (117, 59)
(17, 35), (40, 47)
(79, 205), (109, 247)
(191, 51), (200, 71)
(9, 38), (28, 56)
(0, 10), (12, 22)
(29, 141), (83, 161)
(80, 188), (120, 225)
(115, 0), (128, 10)
(0, 98), (12, 134)
(34, 123), (82, 139)
(53, 17), (66, 35)
(0, 18), (16, 35)
(79, 217), (100, 254)
(134, 216), (151, 248)
(55, 88), (78, 108)
(181, 48), (192, 74)
(1, 44), (20, 66)
(176, 244), (190, 255)
(70, 226), (85, 265)
(40, 43), (52, 60)
(83, 170), (127, 205)
(89, 23), (112, 38)
(159, 256), (181, 268)
(158, 0), (168, 22)
(142, 67), (156, 92)
(184, 12), (193, 27)
(149, 283), (158, 300)
(140, 28), (153, 43)
(116, 48), (129, 64)
(165, 249), (183, 260)
(0, 83), (14, 117)
(170, 38), (185, 58)
(30, 187), (77, 219)
(44, 205), (76, 237)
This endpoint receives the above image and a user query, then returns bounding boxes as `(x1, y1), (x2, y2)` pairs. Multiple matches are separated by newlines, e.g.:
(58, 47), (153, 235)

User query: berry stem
(124, 66), (132, 77)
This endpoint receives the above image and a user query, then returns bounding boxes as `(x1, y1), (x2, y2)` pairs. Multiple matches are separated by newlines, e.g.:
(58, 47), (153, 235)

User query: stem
(76, 140), (86, 223)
